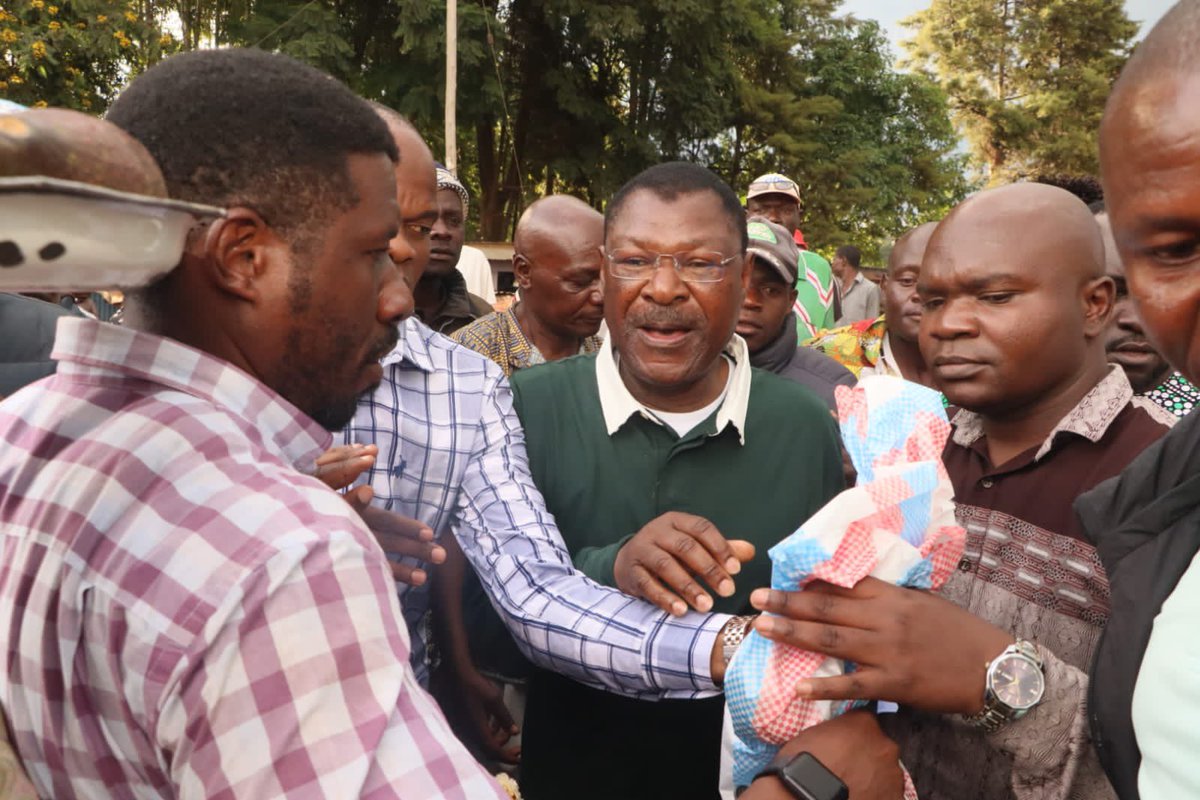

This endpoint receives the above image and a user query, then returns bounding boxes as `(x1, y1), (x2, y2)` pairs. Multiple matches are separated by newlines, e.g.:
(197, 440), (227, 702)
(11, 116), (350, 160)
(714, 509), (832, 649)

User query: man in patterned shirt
(753, 183), (1171, 800)
(453, 194), (604, 376)
(0, 49), (508, 799)
(1096, 205), (1197, 421)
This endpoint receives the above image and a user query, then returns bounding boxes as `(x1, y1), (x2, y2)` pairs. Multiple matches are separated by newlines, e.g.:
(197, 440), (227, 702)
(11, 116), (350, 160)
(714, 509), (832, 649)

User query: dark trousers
(519, 667), (725, 800)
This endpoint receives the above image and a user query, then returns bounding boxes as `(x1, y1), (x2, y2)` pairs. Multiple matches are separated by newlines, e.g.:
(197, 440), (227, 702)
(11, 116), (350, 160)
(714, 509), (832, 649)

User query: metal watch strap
(722, 615), (757, 667)
(963, 640), (1044, 733)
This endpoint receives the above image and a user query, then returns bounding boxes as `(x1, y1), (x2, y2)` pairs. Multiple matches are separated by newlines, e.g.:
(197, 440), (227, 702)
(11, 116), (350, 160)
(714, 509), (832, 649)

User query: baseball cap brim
(748, 247), (797, 285)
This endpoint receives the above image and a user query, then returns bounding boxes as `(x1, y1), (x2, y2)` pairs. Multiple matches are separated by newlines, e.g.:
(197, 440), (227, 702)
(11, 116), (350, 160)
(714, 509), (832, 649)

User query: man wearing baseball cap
(738, 217), (854, 409)
(745, 172), (837, 337)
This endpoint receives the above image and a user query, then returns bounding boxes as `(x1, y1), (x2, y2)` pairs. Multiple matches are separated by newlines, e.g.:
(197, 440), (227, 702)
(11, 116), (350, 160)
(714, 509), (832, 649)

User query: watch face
(991, 654), (1045, 710)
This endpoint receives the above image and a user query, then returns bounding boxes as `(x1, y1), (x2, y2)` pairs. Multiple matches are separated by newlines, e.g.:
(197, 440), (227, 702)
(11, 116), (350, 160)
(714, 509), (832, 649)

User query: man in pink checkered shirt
(0, 50), (507, 798)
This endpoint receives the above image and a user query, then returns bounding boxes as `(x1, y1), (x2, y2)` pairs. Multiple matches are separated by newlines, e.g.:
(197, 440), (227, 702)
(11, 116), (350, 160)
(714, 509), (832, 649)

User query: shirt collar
(383, 317), (436, 373)
(596, 333), (752, 444)
(51, 317), (332, 470)
(951, 364), (1134, 461)
(873, 333), (905, 379)
(501, 305), (541, 371)
(435, 270), (476, 324)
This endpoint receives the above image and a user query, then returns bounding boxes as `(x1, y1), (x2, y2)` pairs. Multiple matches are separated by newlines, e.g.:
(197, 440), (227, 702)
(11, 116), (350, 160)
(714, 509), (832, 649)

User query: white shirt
(595, 334), (752, 444)
(1132, 547), (1200, 797)
(456, 245), (497, 304)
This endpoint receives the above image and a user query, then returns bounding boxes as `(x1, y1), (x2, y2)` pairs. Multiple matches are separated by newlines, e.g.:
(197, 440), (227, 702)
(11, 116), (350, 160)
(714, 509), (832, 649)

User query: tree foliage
(3, 0), (972, 257)
(1, 0), (179, 110)
(903, 0), (1136, 183)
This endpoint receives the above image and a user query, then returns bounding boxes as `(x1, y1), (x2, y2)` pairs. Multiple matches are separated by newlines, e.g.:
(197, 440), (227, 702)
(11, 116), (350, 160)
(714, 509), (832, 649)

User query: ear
(195, 207), (286, 304)
(1081, 275), (1116, 339)
(513, 254), (534, 291)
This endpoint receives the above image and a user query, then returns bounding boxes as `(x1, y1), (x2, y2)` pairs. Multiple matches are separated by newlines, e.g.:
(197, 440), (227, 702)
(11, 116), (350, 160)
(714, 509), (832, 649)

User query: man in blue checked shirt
(338, 109), (733, 698)
(337, 110), (903, 800)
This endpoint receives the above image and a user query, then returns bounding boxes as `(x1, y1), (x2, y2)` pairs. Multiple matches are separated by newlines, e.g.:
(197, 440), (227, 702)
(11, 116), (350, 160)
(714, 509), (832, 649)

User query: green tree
(903, 0), (1136, 183)
(701, 16), (970, 260)
(1, 0), (178, 110)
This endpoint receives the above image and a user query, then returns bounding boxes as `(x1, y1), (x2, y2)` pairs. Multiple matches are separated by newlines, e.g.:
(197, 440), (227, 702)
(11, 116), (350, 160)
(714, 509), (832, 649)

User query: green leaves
(903, 0), (1137, 183)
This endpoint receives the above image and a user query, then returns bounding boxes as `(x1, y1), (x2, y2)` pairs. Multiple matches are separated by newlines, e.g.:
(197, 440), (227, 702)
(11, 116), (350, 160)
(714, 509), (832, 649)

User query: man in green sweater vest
(509, 163), (848, 800)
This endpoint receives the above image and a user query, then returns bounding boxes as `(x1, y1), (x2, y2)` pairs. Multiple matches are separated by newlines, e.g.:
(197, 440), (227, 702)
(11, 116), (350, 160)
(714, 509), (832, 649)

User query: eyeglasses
(605, 249), (739, 284)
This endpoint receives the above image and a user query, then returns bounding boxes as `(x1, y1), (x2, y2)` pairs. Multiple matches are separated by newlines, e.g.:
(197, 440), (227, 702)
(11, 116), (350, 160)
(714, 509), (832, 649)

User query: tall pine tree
(903, 0), (1136, 183)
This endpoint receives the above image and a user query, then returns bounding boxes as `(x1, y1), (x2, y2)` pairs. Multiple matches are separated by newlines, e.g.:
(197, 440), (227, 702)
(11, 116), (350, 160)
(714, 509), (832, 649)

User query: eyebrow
(920, 272), (1029, 293)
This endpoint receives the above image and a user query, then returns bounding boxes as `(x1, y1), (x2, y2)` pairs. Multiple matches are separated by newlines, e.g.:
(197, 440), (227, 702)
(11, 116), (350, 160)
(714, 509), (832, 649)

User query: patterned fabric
(879, 506), (1117, 800)
(1142, 371), (1198, 419)
(342, 317), (726, 696)
(452, 305), (601, 377)
(794, 249), (837, 337)
(726, 377), (963, 790)
(803, 316), (887, 378)
(953, 365), (1134, 461)
(0, 318), (503, 799)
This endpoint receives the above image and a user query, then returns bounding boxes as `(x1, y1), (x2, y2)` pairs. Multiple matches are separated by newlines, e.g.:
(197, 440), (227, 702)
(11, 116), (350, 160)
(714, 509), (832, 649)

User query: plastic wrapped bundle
(725, 376), (966, 790)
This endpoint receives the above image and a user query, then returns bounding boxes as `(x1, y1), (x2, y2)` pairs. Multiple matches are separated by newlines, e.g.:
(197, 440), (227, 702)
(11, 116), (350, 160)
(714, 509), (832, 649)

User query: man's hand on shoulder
(613, 511), (755, 616)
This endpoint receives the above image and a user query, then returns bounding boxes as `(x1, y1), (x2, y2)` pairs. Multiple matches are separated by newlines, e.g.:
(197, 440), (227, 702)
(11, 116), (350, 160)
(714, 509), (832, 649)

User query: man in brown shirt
(745, 183), (1170, 800)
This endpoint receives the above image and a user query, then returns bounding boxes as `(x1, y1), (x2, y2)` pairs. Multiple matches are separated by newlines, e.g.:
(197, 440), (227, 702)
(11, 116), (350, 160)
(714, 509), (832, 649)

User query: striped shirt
(0, 318), (503, 800)
(343, 317), (726, 696)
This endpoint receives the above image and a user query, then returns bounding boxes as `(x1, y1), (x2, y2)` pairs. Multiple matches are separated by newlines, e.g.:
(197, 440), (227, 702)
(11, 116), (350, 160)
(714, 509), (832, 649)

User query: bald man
(747, 183), (1170, 800)
(804, 222), (939, 389)
(1080, 5), (1200, 797)
(453, 195), (604, 375)
(867, 222), (938, 386)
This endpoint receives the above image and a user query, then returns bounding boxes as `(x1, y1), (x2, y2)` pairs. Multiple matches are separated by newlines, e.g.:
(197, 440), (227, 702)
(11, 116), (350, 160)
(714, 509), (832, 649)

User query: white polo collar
(595, 333), (752, 444)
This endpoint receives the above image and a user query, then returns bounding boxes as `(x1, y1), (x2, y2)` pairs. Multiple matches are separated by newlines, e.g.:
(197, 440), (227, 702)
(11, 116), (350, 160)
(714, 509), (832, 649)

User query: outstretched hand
(315, 443), (378, 492)
(749, 577), (1014, 715)
(613, 511), (755, 616)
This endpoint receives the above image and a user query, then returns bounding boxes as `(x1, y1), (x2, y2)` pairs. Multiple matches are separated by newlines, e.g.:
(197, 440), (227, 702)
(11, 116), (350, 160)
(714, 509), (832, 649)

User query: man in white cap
(745, 172), (837, 336)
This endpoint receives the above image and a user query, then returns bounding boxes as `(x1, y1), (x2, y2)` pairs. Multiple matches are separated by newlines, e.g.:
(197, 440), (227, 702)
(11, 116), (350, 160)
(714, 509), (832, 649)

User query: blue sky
(841, 0), (1175, 52)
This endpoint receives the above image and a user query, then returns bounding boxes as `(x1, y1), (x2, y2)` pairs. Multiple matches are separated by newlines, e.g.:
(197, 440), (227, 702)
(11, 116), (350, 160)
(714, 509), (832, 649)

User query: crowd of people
(1, 3), (1200, 799)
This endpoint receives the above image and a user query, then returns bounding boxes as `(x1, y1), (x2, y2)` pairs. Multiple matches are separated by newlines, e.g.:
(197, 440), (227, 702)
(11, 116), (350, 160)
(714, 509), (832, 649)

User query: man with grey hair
(413, 166), (493, 334)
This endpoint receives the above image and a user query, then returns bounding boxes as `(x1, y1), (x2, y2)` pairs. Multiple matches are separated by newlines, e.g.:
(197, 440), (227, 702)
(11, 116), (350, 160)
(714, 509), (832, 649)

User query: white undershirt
(1132, 547), (1200, 797)
(646, 357), (734, 437)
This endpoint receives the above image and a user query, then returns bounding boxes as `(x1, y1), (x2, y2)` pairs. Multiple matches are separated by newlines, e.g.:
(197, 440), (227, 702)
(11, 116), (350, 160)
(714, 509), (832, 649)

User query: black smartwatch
(754, 752), (848, 800)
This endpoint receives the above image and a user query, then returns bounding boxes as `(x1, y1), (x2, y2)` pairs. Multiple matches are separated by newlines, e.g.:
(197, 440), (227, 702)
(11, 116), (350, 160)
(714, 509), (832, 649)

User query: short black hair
(1032, 174), (1104, 207)
(835, 245), (861, 268)
(605, 162), (748, 252)
(107, 48), (397, 238)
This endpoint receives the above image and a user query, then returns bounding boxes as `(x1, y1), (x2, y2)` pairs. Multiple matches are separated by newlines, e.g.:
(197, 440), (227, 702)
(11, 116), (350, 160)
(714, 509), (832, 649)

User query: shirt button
(958, 557), (973, 572)
(980, 478), (995, 489)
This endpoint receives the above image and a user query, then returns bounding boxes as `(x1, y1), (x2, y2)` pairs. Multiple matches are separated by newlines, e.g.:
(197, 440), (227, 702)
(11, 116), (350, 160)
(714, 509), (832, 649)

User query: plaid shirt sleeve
(451, 369), (726, 697)
(157, 529), (505, 799)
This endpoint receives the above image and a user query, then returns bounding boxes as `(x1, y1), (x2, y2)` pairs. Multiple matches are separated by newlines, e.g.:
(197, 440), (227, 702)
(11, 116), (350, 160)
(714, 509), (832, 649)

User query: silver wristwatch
(721, 615), (757, 667)
(964, 640), (1046, 733)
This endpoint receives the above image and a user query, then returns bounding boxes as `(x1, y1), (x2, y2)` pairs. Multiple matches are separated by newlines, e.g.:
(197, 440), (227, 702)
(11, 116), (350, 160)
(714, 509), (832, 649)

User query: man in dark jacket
(1080, 4), (1200, 797)
(736, 216), (855, 409)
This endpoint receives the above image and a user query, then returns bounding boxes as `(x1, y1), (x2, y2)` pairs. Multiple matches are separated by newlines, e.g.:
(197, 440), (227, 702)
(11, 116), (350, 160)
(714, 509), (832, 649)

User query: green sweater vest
(511, 353), (844, 615)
